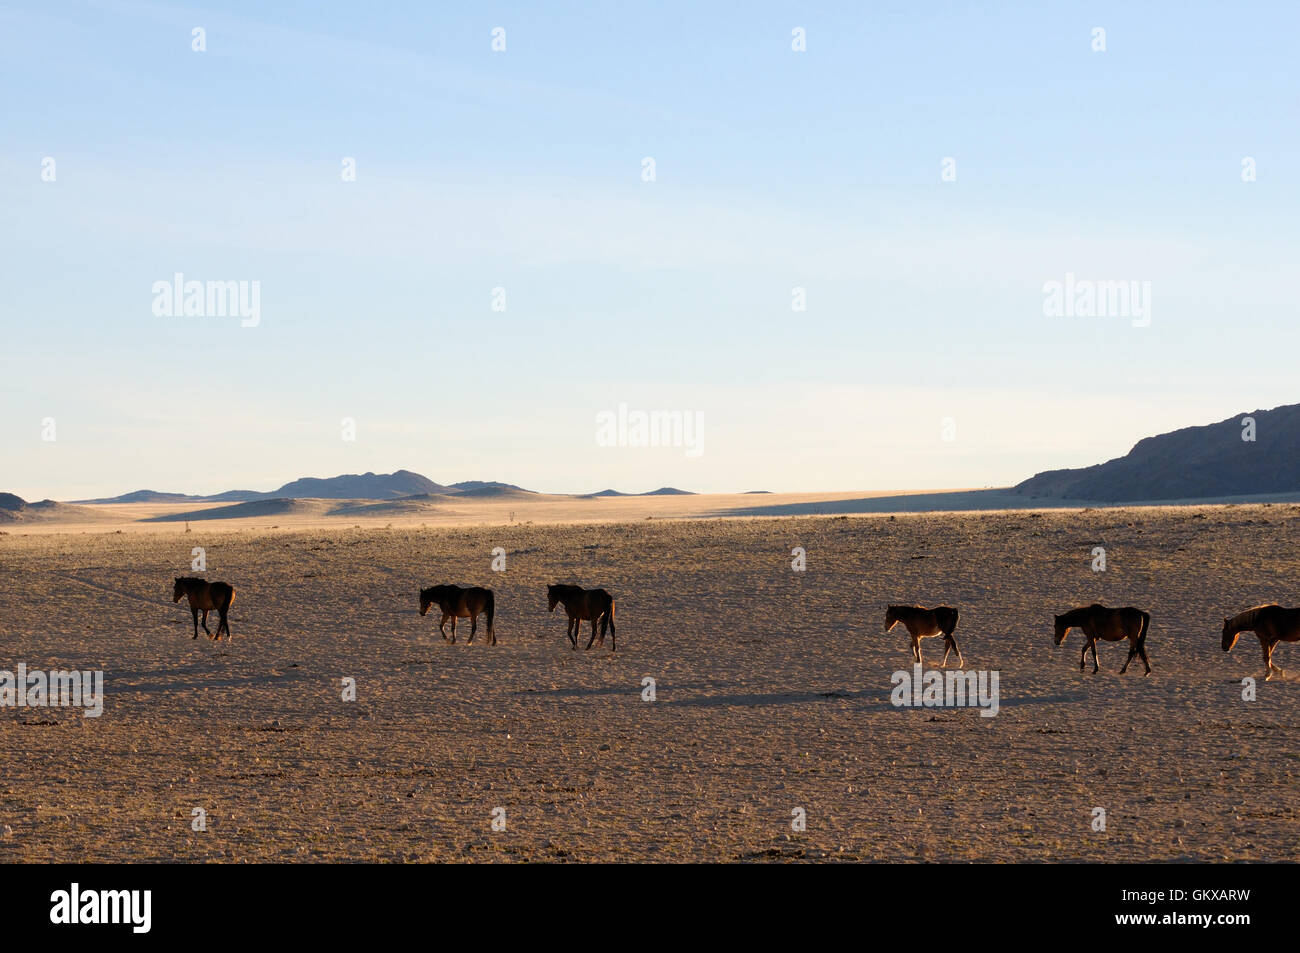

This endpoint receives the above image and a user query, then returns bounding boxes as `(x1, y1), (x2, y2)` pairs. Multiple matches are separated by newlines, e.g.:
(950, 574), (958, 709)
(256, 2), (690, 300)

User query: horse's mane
(1060, 604), (1103, 621)
(1229, 605), (1277, 630)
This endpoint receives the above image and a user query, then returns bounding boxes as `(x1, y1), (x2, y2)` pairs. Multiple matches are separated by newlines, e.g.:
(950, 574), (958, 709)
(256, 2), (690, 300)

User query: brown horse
(1222, 604), (1300, 681)
(885, 605), (963, 667)
(1054, 603), (1151, 675)
(547, 584), (616, 651)
(173, 576), (235, 641)
(419, 585), (496, 645)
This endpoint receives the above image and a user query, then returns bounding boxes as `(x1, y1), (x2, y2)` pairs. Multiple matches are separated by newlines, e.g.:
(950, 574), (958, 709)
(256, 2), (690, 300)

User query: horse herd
(415, 583), (616, 650)
(171, 577), (616, 651)
(172, 576), (1300, 679)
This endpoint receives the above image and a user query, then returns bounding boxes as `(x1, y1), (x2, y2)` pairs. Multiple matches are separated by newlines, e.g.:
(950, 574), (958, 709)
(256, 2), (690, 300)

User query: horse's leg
(439, 613), (451, 643)
(201, 608), (214, 638)
(1079, 639), (1088, 671)
(914, 636), (924, 668)
(1090, 639), (1100, 674)
(449, 616), (457, 644)
(585, 618), (598, 650)
(1138, 638), (1151, 675)
(1263, 638), (1276, 680)
(1120, 638), (1135, 674)
(947, 634), (963, 668)
(191, 605), (200, 639)
(219, 608), (231, 641)
(568, 617), (578, 649)
(467, 612), (477, 645)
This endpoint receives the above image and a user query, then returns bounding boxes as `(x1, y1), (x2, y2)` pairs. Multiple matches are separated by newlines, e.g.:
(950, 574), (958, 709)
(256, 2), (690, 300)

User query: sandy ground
(0, 501), (1297, 862)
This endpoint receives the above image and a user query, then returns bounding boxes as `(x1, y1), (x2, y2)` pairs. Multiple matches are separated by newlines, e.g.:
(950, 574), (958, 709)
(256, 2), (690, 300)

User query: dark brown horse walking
(1054, 603), (1151, 675)
(173, 576), (235, 641)
(419, 585), (496, 645)
(1222, 604), (1300, 681)
(885, 605), (963, 667)
(547, 584), (616, 651)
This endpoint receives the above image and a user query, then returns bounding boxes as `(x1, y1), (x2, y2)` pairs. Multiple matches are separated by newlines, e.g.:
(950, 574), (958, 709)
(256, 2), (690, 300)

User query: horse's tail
(605, 597), (615, 635)
(218, 584), (235, 640)
(1137, 610), (1150, 648)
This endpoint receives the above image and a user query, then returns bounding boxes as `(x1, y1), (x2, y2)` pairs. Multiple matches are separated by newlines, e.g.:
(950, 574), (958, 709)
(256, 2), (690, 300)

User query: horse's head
(1222, 618), (1239, 652)
(172, 578), (185, 603)
(547, 584), (560, 612)
(884, 606), (899, 631)
(1053, 615), (1069, 645)
(418, 587), (435, 617)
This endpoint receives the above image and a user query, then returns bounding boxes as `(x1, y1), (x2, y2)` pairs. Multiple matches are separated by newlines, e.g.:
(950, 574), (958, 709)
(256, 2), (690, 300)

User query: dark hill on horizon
(0, 493), (101, 523)
(75, 471), (526, 504)
(582, 487), (697, 498)
(70, 472), (701, 505)
(449, 481), (526, 494)
(1013, 404), (1300, 502)
(76, 489), (215, 504)
(272, 469), (446, 500)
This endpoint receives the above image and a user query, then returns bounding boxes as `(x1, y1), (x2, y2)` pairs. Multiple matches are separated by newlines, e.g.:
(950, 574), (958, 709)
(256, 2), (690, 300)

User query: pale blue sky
(2, 0), (1297, 499)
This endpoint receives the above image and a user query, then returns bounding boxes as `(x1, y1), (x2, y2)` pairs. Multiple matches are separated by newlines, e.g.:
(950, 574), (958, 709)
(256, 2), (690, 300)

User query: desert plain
(0, 492), (1297, 862)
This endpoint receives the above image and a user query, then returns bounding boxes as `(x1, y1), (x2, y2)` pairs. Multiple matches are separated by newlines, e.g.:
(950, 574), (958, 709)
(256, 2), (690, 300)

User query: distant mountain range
(582, 487), (696, 498)
(72, 471), (519, 504)
(69, 471), (696, 504)
(0, 493), (94, 523)
(22, 403), (1300, 511)
(1013, 403), (1300, 502)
